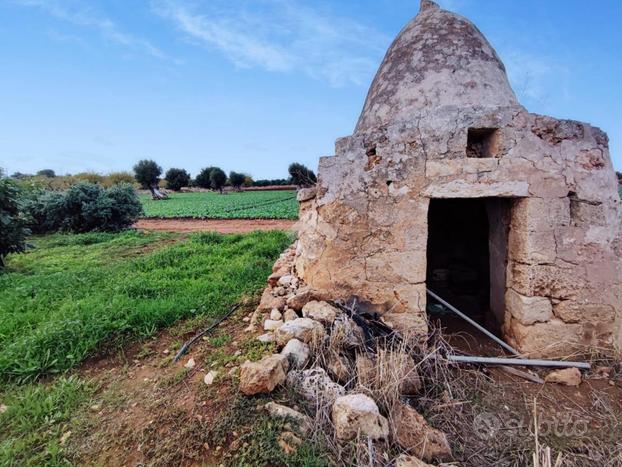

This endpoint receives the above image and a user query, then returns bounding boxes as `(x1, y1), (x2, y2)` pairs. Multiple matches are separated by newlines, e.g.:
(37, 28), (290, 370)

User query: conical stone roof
(355, 0), (519, 133)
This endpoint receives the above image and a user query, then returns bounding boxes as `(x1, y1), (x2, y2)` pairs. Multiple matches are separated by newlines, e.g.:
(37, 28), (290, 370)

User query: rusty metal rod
(426, 288), (521, 356)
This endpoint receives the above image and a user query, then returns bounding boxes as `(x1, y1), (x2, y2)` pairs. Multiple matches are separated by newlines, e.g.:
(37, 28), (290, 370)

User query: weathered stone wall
(295, 0), (622, 357)
(296, 106), (622, 357)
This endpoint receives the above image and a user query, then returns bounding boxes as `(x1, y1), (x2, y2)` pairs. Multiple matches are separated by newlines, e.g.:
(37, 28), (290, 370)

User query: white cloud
(152, 0), (388, 86)
(12, 0), (166, 59)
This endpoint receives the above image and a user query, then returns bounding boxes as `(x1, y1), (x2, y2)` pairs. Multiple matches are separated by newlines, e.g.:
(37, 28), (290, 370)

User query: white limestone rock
(331, 394), (389, 441)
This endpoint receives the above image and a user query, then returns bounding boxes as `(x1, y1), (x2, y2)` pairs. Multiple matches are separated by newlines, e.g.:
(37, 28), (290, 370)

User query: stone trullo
(293, 0), (622, 357)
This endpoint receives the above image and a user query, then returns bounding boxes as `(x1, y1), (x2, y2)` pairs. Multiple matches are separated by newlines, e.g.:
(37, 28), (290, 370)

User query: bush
(103, 171), (136, 188)
(0, 175), (30, 267)
(25, 182), (143, 234)
(288, 163), (317, 187)
(23, 191), (65, 234)
(165, 168), (191, 191)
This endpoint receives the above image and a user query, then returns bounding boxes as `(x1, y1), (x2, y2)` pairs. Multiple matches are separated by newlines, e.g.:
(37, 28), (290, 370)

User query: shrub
(103, 171), (136, 188)
(165, 168), (191, 191)
(25, 182), (143, 234)
(74, 172), (104, 184)
(0, 175), (30, 267)
(23, 191), (65, 234)
(288, 163), (317, 187)
(210, 168), (227, 193)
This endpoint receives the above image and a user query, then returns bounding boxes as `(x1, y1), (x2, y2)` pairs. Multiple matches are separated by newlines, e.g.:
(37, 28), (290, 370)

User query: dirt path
(134, 218), (297, 233)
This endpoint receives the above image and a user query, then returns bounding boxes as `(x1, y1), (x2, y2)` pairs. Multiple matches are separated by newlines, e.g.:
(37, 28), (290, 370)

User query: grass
(0, 229), (292, 383)
(0, 376), (95, 466)
(140, 191), (298, 219)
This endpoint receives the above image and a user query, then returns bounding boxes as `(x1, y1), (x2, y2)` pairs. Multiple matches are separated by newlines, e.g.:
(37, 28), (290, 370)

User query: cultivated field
(140, 191), (298, 220)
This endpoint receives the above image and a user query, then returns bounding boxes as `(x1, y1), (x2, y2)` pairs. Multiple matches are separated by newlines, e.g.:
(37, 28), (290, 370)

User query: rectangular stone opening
(426, 198), (511, 334)
(466, 128), (499, 158)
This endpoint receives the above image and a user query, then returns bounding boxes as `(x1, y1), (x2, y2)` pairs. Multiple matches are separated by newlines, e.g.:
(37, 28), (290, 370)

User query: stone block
(508, 261), (585, 300)
(505, 288), (552, 325)
(507, 318), (581, 358)
(508, 228), (556, 264)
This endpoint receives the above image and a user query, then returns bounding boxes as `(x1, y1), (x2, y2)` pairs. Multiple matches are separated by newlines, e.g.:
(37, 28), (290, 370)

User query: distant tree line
(8, 160), (318, 196)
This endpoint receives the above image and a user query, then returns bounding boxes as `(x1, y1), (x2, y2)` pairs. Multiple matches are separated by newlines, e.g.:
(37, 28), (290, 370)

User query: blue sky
(1, 0), (621, 179)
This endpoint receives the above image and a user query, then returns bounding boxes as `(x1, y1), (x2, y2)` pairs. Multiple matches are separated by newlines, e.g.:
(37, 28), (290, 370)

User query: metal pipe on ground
(426, 288), (521, 357)
(447, 355), (591, 370)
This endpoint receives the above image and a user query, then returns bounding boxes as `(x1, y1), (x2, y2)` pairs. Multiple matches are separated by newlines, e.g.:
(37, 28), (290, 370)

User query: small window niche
(466, 128), (500, 158)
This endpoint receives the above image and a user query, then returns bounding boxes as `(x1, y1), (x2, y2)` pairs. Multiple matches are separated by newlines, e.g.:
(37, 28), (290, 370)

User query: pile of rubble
(239, 243), (452, 466)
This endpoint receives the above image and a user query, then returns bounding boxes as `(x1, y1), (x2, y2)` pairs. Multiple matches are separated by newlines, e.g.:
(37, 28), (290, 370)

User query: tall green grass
(0, 376), (94, 465)
(0, 230), (292, 383)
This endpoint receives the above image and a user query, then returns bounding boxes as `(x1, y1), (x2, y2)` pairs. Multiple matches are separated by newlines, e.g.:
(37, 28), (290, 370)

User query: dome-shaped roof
(355, 0), (519, 133)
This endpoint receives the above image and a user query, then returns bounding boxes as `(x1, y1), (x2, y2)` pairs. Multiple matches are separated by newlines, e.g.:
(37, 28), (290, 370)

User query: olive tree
(165, 168), (190, 191)
(229, 171), (246, 191)
(133, 159), (167, 200)
(288, 163), (317, 187)
(210, 168), (227, 194)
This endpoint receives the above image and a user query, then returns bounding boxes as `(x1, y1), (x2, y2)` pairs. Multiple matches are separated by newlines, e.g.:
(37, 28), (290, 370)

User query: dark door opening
(426, 198), (511, 334)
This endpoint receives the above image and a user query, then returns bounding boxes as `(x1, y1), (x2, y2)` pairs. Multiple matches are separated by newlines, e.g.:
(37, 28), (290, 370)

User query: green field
(0, 230), (292, 383)
(140, 191), (298, 219)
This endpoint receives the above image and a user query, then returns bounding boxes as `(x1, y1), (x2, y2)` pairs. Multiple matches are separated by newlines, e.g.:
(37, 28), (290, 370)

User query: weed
(209, 334), (232, 348)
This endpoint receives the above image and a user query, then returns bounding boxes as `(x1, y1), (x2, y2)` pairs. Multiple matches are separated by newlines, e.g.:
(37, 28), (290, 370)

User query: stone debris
(392, 401), (452, 462)
(302, 300), (338, 325)
(331, 394), (389, 441)
(545, 367), (582, 386)
(394, 454), (436, 467)
(263, 319), (284, 331)
(239, 354), (289, 395)
(283, 309), (298, 322)
(326, 353), (353, 385)
(263, 402), (312, 434)
(256, 333), (275, 344)
(184, 358), (196, 369)
(0, 404), (8, 414)
(203, 370), (218, 385)
(281, 338), (310, 369)
(331, 315), (364, 349)
(285, 286), (328, 312)
(257, 288), (286, 313)
(275, 318), (326, 346)
(296, 186), (317, 202)
(270, 309), (283, 321)
(286, 368), (345, 405)
(277, 275), (294, 287)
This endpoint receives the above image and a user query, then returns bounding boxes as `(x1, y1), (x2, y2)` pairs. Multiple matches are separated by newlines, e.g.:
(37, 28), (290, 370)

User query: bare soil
(66, 307), (621, 466)
(135, 218), (297, 233)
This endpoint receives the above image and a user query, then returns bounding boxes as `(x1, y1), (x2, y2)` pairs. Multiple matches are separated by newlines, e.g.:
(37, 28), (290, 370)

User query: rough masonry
(295, 0), (622, 357)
